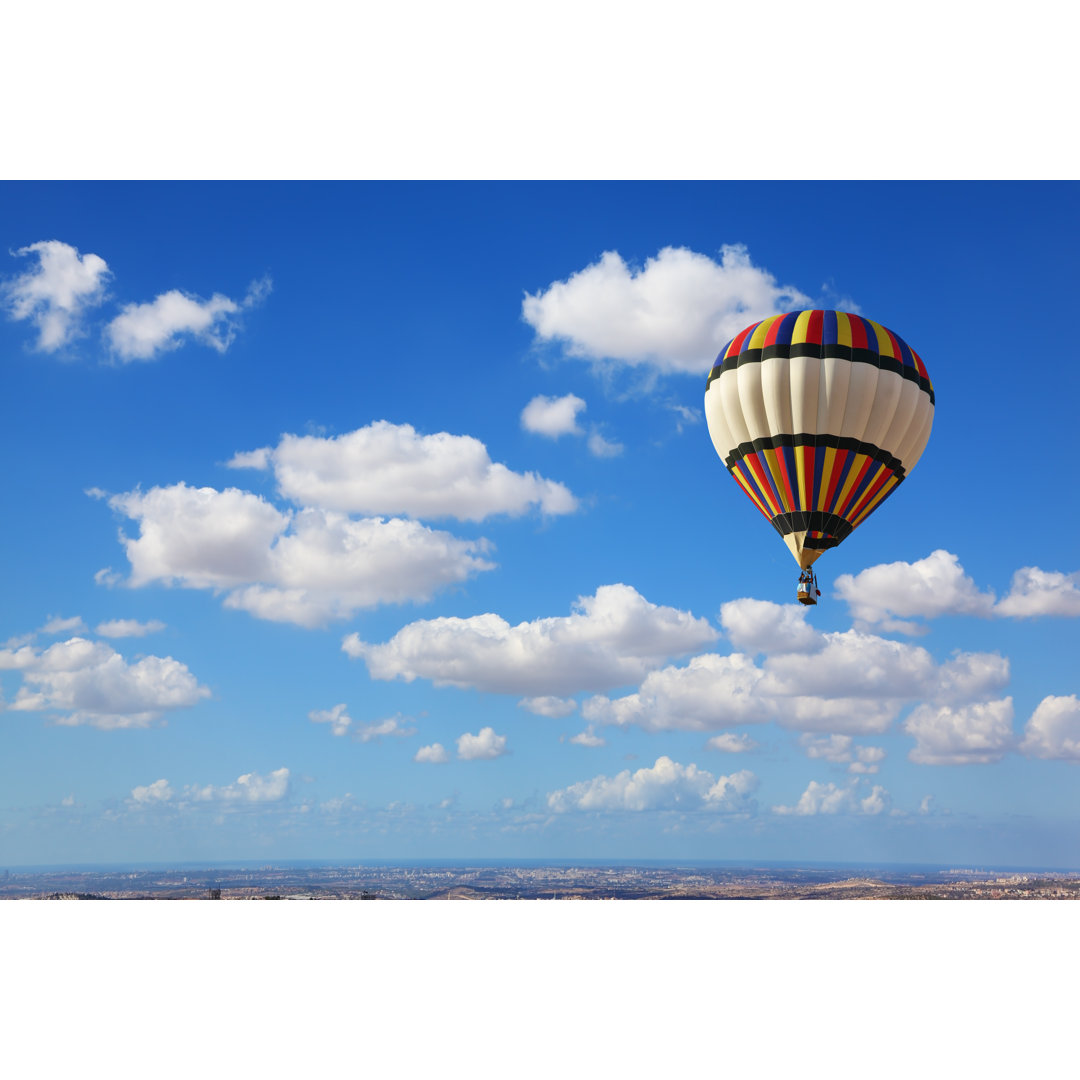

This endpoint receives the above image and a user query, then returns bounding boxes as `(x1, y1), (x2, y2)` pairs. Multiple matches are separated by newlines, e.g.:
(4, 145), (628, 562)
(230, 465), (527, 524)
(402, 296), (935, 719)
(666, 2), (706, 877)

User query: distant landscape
(4, 862), (1079, 900)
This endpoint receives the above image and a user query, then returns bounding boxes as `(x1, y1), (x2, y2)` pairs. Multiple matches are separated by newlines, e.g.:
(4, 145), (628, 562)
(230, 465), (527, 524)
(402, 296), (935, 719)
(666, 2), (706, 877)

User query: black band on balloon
(723, 433), (905, 479)
(768, 511), (854, 546)
(705, 345), (934, 405)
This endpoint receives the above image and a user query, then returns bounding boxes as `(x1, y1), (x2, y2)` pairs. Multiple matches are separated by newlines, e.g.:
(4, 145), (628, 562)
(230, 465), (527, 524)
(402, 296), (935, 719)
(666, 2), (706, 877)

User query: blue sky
(3, 180), (1079, 868)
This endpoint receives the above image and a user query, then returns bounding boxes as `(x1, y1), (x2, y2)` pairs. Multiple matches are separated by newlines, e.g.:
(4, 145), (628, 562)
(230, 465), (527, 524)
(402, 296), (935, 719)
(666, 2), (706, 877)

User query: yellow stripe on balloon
(866, 319), (895, 359)
(762, 447), (792, 514)
(851, 474), (900, 528)
(795, 444), (808, 512)
(748, 315), (780, 350)
(731, 465), (773, 520)
(834, 453), (868, 517)
(835, 311), (853, 348)
(816, 446), (838, 511)
(791, 310), (814, 345)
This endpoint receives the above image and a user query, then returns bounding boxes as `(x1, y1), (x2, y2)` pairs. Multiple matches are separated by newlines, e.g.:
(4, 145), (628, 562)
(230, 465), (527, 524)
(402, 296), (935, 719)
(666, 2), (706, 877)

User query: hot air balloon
(704, 310), (933, 605)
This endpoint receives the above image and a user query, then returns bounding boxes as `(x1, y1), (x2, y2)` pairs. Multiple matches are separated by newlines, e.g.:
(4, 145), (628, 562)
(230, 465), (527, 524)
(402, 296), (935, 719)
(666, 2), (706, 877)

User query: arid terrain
(4, 862), (1079, 900)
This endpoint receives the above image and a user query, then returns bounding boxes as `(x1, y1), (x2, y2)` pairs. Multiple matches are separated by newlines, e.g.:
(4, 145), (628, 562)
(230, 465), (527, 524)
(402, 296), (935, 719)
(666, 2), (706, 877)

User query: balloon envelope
(704, 310), (933, 569)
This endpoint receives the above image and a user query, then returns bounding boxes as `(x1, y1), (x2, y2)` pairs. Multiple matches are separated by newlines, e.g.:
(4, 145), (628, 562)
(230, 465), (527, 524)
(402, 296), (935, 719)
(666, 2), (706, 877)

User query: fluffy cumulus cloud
(995, 568), (1080, 618)
(582, 599), (1010, 738)
(104, 483), (495, 627)
(903, 699), (1015, 765)
(1020, 695), (1080, 761)
(343, 583), (718, 696)
(547, 756), (758, 813)
(520, 394), (586, 438)
(2, 240), (268, 363)
(720, 599), (820, 655)
(758, 631), (1009, 729)
(2, 240), (111, 351)
(228, 421), (577, 521)
(834, 550), (996, 631)
(456, 727), (508, 760)
(0, 636), (209, 729)
(836, 551), (1080, 628)
(522, 244), (810, 375)
(105, 276), (271, 362)
(773, 780), (891, 816)
(583, 653), (770, 733)
(414, 743), (450, 763)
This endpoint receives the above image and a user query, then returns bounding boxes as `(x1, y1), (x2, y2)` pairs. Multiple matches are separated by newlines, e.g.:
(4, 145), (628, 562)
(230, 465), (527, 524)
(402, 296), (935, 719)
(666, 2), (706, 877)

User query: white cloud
(95, 618), (166, 638)
(106, 483), (495, 628)
(995, 568), (1080, 618)
(835, 553), (1080, 627)
(41, 615), (87, 636)
(720, 598), (820, 655)
(457, 727), (508, 760)
(1019, 695), (1080, 761)
(187, 767), (290, 803)
(583, 612), (1009, 737)
(799, 734), (886, 774)
(518, 695), (577, 718)
(547, 756), (758, 812)
(228, 420), (577, 521)
(1, 636), (209, 729)
(587, 430), (624, 458)
(227, 446), (271, 470)
(2, 240), (111, 351)
(104, 276), (270, 362)
(130, 778), (174, 804)
(706, 733), (758, 753)
(773, 780), (890, 816)
(343, 583), (718, 696)
(858, 785), (891, 815)
(903, 699), (1015, 765)
(569, 726), (606, 748)
(522, 244), (810, 375)
(669, 404), (702, 433)
(520, 393), (586, 437)
(583, 653), (770, 733)
(834, 550), (996, 630)
(355, 713), (416, 743)
(758, 637), (1007, 735)
(849, 747), (887, 775)
(414, 743), (450, 763)
(109, 483), (288, 589)
(800, 733), (855, 762)
(309, 703), (352, 737)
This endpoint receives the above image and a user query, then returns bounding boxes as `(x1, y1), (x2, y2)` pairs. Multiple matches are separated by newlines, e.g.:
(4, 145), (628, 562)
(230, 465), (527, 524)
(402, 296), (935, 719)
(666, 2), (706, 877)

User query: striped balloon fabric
(704, 310), (934, 569)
